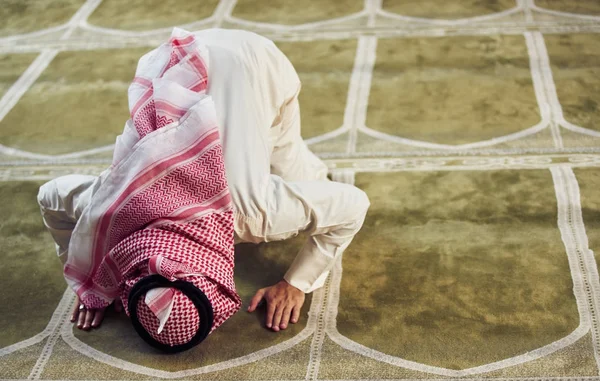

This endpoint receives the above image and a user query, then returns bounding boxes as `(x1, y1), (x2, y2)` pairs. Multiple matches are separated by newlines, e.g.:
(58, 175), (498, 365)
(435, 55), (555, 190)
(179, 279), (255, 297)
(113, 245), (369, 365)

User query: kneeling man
(38, 28), (370, 352)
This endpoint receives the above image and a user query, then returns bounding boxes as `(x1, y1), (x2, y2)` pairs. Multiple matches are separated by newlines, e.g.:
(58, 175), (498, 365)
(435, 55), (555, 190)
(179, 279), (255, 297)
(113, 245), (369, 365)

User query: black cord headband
(128, 274), (214, 353)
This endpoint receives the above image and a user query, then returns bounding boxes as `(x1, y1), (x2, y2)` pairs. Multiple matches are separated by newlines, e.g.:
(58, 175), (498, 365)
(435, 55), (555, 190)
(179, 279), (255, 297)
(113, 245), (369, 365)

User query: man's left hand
(247, 280), (305, 332)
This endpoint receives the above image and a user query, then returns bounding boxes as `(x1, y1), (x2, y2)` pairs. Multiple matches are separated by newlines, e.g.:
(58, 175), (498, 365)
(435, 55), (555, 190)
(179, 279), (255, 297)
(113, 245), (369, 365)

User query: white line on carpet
(552, 166), (600, 373)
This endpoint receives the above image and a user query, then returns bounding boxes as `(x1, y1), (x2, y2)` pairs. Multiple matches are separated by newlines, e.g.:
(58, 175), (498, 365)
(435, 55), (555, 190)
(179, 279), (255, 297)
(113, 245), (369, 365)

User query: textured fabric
(136, 284), (200, 346)
(108, 215), (240, 337)
(62, 28), (241, 347)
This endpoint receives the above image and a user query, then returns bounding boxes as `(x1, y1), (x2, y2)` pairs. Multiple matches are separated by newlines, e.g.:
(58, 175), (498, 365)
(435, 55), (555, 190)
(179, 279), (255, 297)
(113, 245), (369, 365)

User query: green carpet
(1, 1), (600, 380)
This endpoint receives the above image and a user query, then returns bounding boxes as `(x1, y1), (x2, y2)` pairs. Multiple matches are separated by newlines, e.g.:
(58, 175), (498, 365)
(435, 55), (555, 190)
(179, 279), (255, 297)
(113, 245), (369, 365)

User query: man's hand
(247, 280), (305, 332)
(70, 296), (122, 330)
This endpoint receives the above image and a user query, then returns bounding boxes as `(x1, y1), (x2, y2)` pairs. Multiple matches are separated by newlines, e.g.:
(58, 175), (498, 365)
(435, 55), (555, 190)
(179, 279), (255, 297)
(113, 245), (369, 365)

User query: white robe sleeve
(268, 86), (370, 293)
(37, 175), (97, 264)
(200, 29), (371, 293)
(270, 177), (370, 293)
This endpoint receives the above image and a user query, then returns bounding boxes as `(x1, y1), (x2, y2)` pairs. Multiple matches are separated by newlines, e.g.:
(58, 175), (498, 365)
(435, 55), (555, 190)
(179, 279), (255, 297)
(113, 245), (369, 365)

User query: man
(38, 28), (370, 351)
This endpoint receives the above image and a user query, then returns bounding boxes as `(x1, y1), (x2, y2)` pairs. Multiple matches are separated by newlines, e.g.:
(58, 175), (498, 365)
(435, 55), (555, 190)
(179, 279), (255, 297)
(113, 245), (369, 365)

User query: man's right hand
(71, 296), (122, 330)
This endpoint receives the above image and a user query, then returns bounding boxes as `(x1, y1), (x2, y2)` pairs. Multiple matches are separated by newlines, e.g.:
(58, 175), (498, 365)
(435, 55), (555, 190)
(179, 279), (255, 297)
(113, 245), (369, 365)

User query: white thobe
(37, 29), (370, 294)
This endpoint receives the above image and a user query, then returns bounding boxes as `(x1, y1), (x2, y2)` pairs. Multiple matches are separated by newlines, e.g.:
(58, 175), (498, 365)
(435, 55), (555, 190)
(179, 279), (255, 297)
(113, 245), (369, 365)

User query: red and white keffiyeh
(65, 28), (240, 350)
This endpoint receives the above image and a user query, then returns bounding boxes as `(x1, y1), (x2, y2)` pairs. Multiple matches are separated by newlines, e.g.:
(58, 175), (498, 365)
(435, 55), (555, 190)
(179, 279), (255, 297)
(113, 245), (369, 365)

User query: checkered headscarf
(107, 216), (240, 352)
(64, 28), (241, 352)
